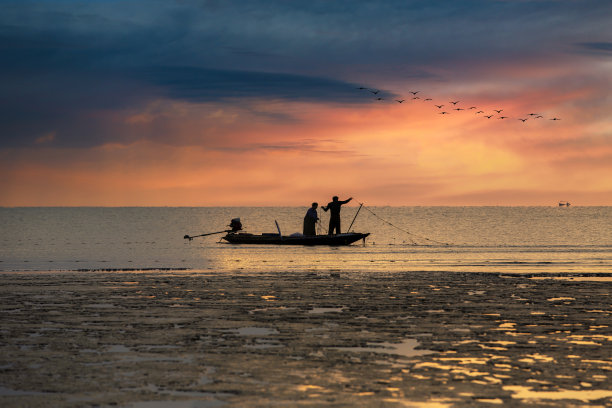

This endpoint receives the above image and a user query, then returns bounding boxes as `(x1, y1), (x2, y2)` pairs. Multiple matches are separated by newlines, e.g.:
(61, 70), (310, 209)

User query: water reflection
(333, 338), (434, 358)
(503, 386), (612, 402)
(2, 207), (612, 273)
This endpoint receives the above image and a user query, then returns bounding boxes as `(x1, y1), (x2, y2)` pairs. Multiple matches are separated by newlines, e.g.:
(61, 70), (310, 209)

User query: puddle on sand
(503, 386), (612, 402)
(295, 384), (326, 392)
(129, 398), (224, 407)
(382, 398), (454, 407)
(245, 338), (283, 349)
(531, 276), (612, 282)
(248, 306), (296, 314)
(0, 386), (49, 396)
(412, 362), (495, 382)
(260, 295), (276, 302)
(308, 307), (345, 314)
(333, 338), (433, 358)
(227, 327), (279, 336)
(85, 303), (116, 309)
(106, 344), (131, 353)
(126, 384), (229, 407)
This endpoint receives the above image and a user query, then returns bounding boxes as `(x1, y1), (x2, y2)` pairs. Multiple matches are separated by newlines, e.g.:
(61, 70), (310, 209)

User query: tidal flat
(1, 271), (610, 407)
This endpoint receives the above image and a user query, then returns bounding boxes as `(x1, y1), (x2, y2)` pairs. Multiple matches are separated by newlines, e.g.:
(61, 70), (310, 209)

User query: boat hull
(222, 232), (370, 246)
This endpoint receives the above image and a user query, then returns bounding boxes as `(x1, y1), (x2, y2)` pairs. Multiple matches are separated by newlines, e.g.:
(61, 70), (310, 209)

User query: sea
(1, 206), (611, 274)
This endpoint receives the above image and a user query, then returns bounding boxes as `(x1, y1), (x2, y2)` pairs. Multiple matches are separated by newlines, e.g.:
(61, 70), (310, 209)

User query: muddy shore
(1, 270), (610, 407)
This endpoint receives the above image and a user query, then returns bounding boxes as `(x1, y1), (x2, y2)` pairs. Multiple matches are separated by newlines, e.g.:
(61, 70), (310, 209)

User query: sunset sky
(1, 0), (612, 206)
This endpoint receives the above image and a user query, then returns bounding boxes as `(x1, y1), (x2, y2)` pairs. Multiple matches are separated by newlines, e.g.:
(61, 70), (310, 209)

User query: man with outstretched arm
(322, 196), (352, 235)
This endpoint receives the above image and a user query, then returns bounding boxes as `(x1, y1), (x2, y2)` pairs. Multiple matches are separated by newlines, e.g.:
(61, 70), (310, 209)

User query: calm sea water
(1, 206), (611, 274)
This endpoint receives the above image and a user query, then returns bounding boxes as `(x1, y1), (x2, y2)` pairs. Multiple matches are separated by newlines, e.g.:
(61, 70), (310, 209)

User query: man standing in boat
(303, 202), (319, 236)
(322, 196), (352, 235)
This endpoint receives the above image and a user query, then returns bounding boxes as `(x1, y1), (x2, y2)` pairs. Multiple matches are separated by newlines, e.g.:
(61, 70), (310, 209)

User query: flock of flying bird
(356, 87), (562, 123)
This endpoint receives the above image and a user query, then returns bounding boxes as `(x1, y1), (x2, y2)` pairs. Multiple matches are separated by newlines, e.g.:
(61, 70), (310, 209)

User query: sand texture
(1, 271), (611, 407)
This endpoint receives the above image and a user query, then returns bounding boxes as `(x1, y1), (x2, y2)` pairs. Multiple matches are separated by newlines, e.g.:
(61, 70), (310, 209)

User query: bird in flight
(527, 113), (539, 117)
(469, 106), (477, 110)
(410, 91), (420, 95)
(412, 96), (420, 100)
(518, 118), (528, 122)
(396, 99), (405, 103)
(494, 109), (503, 113)
(454, 108), (464, 111)
(476, 110), (484, 114)
(357, 87), (367, 90)
(450, 101), (460, 105)
(484, 115), (493, 119)
(499, 116), (508, 119)
(550, 117), (561, 121)
(376, 97), (384, 101)
(439, 111), (449, 115)
(424, 98), (432, 101)
(536, 115), (544, 119)
(369, 89), (380, 94)
(435, 105), (444, 109)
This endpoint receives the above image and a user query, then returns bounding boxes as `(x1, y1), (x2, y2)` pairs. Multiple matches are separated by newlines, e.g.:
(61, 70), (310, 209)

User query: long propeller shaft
(183, 230), (229, 241)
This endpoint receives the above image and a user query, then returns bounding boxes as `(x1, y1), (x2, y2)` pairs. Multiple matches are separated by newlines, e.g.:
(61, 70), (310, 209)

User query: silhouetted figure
(322, 196), (352, 235)
(303, 203), (319, 236)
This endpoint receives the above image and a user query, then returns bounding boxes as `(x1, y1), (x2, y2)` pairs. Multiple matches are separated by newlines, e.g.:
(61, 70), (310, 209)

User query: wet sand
(1, 270), (611, 407)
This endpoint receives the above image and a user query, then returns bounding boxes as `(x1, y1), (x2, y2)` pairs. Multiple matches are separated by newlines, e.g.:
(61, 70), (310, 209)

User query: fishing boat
(184, 211), (370, 246)
(222, 232), (369, 246)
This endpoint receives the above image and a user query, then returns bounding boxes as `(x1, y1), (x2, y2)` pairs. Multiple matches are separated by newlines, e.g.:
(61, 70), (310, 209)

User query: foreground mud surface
(1, 271), (611, 407)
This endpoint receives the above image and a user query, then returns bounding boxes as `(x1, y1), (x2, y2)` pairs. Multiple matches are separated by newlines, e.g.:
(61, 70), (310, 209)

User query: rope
(316, 219), (325, 235)
(359, 203), (452, 246)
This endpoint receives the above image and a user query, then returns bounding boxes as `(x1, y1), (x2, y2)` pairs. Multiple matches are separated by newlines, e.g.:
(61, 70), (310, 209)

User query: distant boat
(558, 201), (571, 207)
(222, 232), (370, 246)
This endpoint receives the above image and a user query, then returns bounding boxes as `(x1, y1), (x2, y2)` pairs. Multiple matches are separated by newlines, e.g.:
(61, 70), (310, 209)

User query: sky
(1, 0), (612, 206)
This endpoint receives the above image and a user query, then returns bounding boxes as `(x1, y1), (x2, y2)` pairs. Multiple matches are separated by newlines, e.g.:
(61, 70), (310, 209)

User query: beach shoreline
(1, 270), (610, 407)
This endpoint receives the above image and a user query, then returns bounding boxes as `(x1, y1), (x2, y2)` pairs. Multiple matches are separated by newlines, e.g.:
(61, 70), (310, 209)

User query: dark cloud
(141, 66), (389, 103)
(576, 42), (612, 56)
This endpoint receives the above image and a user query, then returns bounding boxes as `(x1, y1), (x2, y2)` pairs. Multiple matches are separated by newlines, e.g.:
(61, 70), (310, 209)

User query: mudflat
(1, 270), (610, 407)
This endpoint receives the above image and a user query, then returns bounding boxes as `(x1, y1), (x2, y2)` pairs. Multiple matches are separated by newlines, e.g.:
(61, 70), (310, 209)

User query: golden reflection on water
(382, 397), (454, 407)
(503, 386), (612, 402)
(294, 384), (324, 393)
(261, 295), (276, 301)
(413, 362), (492, 378)
(333, 338), (433, 358)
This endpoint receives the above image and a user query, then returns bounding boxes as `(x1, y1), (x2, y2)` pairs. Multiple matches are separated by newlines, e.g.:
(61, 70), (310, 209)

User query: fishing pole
(347, 202), (363, 232)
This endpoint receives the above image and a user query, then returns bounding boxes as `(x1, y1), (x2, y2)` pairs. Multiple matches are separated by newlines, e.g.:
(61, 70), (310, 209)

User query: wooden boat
(222, 232), (370, 246)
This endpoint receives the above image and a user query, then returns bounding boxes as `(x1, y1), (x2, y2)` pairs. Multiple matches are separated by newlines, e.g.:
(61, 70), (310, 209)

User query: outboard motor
(229, 218), (242, 232)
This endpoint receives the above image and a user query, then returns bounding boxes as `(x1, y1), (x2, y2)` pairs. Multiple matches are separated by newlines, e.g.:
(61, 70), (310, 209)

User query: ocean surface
(1, 206), (611, 274)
